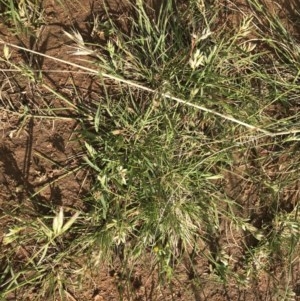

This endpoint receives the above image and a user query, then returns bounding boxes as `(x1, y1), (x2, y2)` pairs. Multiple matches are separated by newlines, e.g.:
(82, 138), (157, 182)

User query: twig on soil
(1, 40), (299, 137)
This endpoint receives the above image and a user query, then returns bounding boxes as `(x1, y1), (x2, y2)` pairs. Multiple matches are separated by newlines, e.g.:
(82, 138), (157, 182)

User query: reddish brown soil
(0, 0), (300, 300)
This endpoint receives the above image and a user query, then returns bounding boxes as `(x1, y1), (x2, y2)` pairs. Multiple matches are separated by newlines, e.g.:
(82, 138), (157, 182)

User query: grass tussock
(0, 0), (300, 300)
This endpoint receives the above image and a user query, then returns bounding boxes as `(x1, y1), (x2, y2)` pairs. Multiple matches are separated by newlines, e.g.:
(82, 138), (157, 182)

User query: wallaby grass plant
(0, 0), (300, 300)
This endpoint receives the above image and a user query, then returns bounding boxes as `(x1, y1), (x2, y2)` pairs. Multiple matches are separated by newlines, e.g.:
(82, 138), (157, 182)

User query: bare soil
(0, 0), (299, 300)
